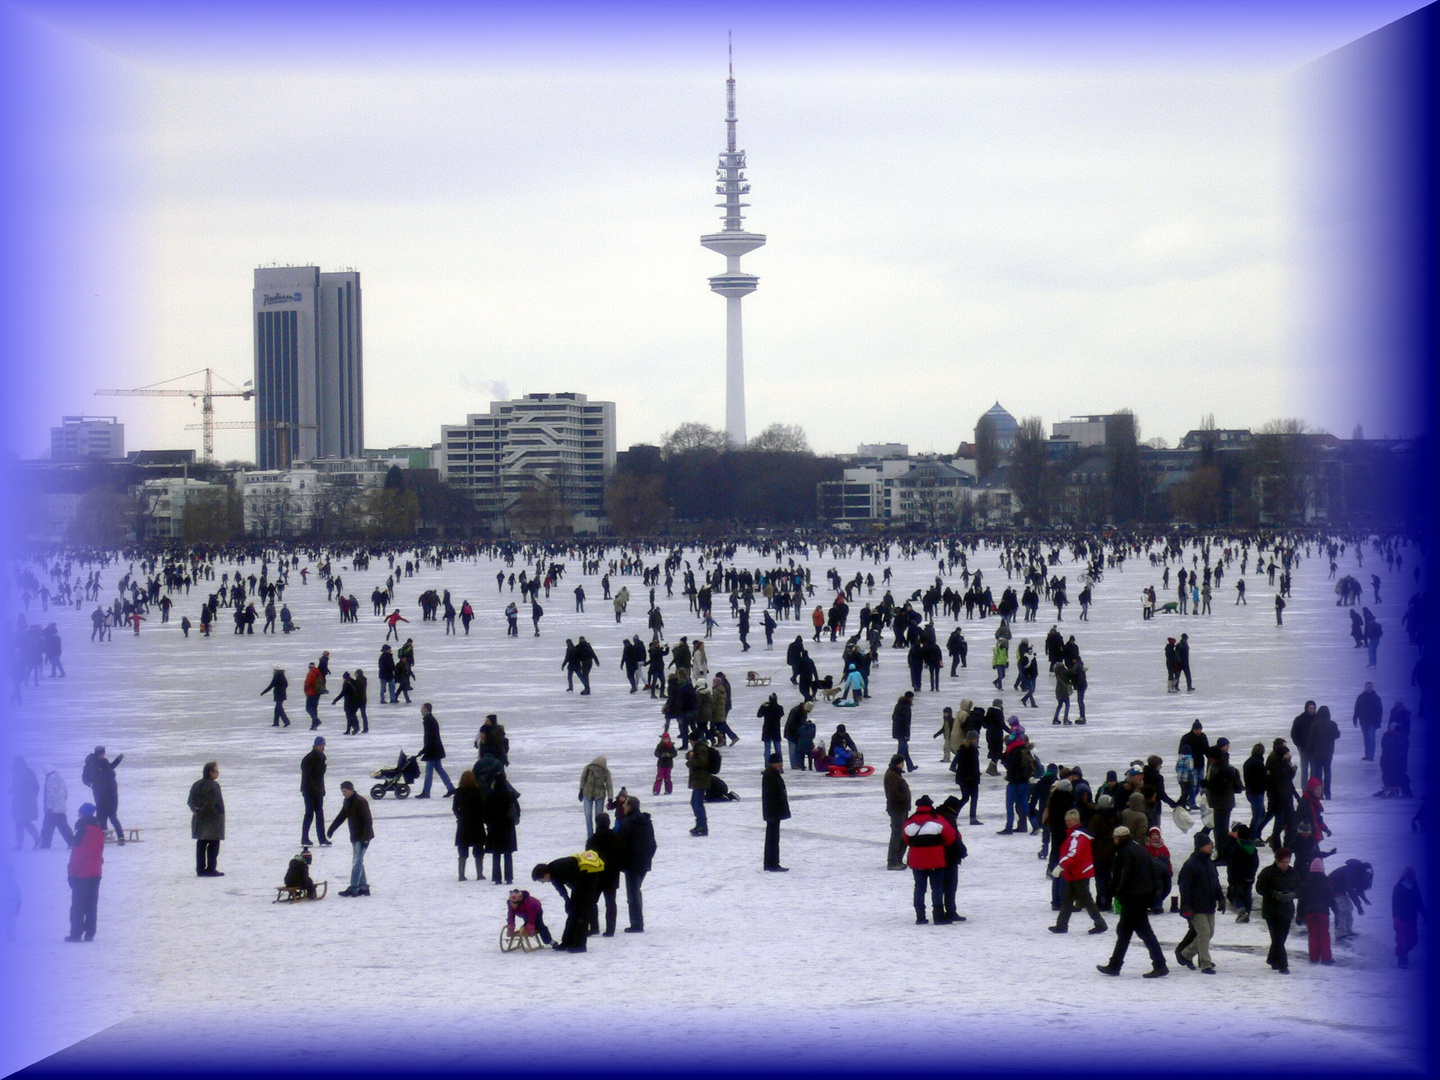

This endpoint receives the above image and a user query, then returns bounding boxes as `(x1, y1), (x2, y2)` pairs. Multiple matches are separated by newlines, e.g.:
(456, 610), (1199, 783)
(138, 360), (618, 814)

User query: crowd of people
(2, 528), (1430, 983)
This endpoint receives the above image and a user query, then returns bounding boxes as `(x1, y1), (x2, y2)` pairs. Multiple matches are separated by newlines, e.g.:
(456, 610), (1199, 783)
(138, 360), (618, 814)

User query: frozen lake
(0, 538), (1429, 1073)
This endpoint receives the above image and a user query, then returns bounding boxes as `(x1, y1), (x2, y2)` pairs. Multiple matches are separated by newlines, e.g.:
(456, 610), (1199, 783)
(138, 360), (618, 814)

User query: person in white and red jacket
(66, 802), (105, 942)
(903, 795), (956, 926)
(1050, 809), (1108, 935)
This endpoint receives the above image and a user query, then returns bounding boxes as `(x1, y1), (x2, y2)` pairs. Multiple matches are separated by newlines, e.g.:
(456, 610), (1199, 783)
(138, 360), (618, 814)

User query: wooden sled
(745, 671), (772, 686)
(499, 925), (545, 953)
(103, 828), (142, 844)
(274, 880), (328, 903)
(826, 765), (875, 778)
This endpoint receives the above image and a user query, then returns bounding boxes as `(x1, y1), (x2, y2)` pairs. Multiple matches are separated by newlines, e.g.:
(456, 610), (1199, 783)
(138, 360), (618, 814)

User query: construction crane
(184, 420), (317, 469)
(95, 367), (254, 463)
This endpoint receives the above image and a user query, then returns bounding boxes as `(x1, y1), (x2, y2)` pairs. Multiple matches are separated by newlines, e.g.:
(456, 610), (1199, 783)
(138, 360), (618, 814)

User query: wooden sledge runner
(103, 828), (142, 844)
(499, 925), (544, 952)
(274, 880), (328, 903)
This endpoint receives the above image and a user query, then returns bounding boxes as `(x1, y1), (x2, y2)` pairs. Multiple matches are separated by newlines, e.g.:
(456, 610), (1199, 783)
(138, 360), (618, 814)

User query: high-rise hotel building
(252, 267), (363, 468)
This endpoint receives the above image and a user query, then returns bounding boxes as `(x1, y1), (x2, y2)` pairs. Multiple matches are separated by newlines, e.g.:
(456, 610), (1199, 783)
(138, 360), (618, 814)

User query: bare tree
(606, 474), (671, 536)
(974, 413), (999, 480)
(1010, 416), (1054, 524)
(661, 422), (731, 457)
(748, 423), (810, 454)
(507, 477), (568, 536)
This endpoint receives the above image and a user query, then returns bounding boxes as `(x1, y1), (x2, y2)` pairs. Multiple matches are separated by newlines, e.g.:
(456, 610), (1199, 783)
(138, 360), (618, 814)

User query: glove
(1049, 866), (1063, 879)
(1181, 911), (1192, 919)
(1218, 900), (1227, 913)
(578, 793), (583, 801)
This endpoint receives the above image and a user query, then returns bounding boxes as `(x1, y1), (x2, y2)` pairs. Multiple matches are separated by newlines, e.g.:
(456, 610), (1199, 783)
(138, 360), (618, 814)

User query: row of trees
(603, 422), (840, 535)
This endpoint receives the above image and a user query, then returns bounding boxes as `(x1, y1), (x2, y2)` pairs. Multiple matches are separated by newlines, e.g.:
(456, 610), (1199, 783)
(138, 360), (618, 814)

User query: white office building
(51, 415), (124, 460)
(440, 392), (615, 529)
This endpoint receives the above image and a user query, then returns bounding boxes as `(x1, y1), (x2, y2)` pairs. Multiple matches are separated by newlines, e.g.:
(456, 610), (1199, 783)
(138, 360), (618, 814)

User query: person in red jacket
(1050, 809), (1108, 934)
(66, 802), (104, 941)
(303, 662), (323, 730)
(385, 610), (409, 641)
(903, 795), (957, 925)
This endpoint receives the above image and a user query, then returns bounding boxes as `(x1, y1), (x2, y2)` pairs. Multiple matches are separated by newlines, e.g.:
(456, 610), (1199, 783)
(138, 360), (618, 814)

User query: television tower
(701, 34), (765, 447)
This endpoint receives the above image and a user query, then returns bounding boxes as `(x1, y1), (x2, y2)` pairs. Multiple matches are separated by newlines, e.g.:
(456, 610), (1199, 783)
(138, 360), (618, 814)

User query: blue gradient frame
(1, 2), (1437, 1077)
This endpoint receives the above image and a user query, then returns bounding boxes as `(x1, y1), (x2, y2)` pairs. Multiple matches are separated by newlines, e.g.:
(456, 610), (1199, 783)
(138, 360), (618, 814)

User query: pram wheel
(370, 784), (387, 800)
(394, 783), (410, 799)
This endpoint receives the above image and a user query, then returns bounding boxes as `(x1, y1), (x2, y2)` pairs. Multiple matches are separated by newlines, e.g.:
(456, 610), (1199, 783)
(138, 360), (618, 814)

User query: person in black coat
(585, 812), (625, 935)
(1393, 867), (1427, 968)
(452, 770), (487, 880)
(1217, 822), (1260, 920)
(1265, 741), (1299, 844)
(891, 692), (916, 771)
(936, 795), (969, 923)
(417, 703), (455, 798)
(1200, 747), (1241, 839)
(982, 701), (1005, 775)
(187, 762), (225, 877)
(1290, 701), (1317, 787)
(300, 738), (330, 847)
(1256, 847), (1302, 973)
(261, 668), (290, 727)
(82, 747), (124, 844)
(951, 731), (982, 825)
(483, 769), (519, 884)
(762, 754), (790, 871)
(1242, 743), (1269, 836)
(1352, 682), (1383, 761)
(1306, 706), (1341, 799)
(615, 796), (656, 932)
(532, 855), (597, 951)
(1175, 833), (1224, 971)
(1098, 827), (1168, 977)
(757, 694), (785, 765)
(1177, 722), (1209, 810)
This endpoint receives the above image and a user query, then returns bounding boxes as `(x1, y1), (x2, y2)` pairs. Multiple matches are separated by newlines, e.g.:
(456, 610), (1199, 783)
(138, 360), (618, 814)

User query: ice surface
(0, 541), (1428, 1072)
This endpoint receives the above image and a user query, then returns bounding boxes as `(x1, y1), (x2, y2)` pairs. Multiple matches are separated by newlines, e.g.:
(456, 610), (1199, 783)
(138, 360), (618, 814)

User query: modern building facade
(51, 415), (124, 460)
(252, 267), (363, 469)
(439, 392), (616, 530)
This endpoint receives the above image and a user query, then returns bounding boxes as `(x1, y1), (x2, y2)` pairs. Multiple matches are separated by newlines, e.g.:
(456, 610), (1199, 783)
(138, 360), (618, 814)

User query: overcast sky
(10, 2), (1426, 460)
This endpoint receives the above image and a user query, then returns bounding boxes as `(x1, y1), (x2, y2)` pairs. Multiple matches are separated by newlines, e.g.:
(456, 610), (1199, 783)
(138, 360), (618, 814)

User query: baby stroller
(370, 751), (421, 799)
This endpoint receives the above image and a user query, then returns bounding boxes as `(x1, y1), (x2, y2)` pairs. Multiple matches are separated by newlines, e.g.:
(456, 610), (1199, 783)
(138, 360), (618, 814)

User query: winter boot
(1142, 965), (1169, 978)
(915, 911), (928, 925)
(1096, 963), (1120, 976)
(458, 855), (467, 881)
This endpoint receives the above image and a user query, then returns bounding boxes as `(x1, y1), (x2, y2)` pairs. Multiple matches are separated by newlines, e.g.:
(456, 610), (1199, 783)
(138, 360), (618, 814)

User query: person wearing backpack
(532, 853), (601, 952)
(615, 795), (656, 933)
(1097, 826), (1169, 978)
(686, 741), (715, 836)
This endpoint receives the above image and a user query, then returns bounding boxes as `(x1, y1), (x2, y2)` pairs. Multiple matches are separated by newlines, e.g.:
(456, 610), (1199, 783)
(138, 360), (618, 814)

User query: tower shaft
(725, 296), (746, 445)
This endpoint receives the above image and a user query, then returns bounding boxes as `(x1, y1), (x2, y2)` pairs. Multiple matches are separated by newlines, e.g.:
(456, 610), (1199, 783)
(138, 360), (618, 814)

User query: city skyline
(6, 8), (1425, 464)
